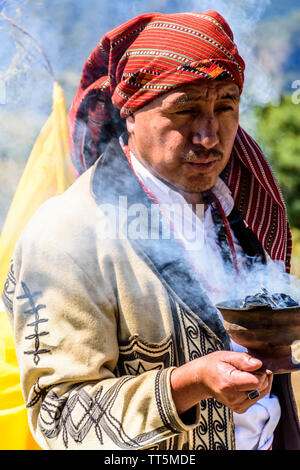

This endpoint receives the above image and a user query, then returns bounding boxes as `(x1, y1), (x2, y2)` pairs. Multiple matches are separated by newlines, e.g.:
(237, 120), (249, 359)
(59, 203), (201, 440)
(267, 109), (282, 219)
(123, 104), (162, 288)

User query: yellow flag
(0, 82), (75, 450)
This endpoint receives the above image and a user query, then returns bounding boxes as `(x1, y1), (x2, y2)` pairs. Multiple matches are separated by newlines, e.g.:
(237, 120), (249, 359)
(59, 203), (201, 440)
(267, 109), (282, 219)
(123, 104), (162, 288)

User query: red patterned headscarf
(68, 10), (245, 174)
(68, 10), (292, 270)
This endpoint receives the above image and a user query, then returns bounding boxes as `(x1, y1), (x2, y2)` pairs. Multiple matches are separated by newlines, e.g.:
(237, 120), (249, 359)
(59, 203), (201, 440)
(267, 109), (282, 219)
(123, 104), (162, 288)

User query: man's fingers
(229, 374), (274, 413)
(241, 373), (273, 402)
(192, 351), (274, 414)
(224, 352), (263, 372)
(227, 365), (272, 392)
(220, 352), (268, 390)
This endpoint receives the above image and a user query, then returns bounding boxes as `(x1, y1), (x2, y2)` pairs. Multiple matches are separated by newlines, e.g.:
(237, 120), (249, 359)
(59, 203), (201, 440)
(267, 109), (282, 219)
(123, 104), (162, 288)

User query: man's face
(127, 80), (240, 195)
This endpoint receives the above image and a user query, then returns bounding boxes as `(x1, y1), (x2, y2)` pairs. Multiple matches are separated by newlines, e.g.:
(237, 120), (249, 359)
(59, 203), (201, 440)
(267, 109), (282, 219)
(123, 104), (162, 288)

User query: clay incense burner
(216, 288), (300, 374)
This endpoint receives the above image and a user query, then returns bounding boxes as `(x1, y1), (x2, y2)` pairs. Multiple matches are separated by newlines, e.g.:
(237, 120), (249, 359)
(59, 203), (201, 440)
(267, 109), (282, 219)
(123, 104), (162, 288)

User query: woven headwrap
(68, 10), (292, 271)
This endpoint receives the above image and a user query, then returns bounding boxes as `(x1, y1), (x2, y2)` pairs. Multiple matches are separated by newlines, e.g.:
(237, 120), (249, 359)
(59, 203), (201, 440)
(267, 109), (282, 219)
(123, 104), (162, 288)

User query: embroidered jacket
(3, 139), (300, 450)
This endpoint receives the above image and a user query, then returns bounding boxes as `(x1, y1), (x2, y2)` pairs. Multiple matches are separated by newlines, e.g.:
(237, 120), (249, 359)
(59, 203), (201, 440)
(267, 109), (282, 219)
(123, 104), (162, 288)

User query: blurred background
(1, 0), (300, 413)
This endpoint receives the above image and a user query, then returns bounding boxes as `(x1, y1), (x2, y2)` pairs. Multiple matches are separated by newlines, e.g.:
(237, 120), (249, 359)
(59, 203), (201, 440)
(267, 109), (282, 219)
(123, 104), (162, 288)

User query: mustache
(182, 148), (223, 162)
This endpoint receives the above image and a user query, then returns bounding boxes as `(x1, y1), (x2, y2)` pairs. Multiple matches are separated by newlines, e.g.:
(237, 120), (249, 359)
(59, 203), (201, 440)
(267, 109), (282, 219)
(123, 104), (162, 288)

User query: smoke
(0, 0), (284, 146)
(1, 0), (299, 364)
(0, 1), (280, 110)
(186, 0), (280, 135)
(207, 255), (300, 306)
(0, 0), (282, 156)
(174, 201), (300, 306)
(0, 1), (292, 234)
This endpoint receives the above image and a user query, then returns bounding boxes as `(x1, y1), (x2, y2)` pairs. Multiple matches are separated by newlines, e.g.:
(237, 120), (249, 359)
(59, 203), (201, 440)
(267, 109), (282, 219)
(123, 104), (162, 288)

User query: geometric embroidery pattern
(26, 378), (53, 408)
(2, 260), (16, 313)
(167, 295), (234, 450)
(116, 334), (174, 377)
(28, 291), (233, 449)
(16, 281), (50, 365)
(38, 378), (169, 449)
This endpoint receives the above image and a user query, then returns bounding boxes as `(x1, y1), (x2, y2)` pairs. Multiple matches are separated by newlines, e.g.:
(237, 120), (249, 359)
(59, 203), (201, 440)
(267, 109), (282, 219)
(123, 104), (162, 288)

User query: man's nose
(191, 114), (219, 149)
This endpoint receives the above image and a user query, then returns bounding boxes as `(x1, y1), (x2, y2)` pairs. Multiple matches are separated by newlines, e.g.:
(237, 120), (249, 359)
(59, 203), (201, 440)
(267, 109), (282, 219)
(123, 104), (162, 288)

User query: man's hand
(170, 351), (273, 415)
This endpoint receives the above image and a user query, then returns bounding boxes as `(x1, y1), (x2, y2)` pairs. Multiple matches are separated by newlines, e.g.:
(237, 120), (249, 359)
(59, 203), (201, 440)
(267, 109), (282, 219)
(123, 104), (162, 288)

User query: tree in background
(255, 94), (300, 275)
(256, 95), (300, 229)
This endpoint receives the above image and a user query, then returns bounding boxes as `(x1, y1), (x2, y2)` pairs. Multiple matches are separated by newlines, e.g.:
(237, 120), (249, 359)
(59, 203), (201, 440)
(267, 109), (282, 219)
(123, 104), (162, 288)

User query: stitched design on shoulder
(16, 281), (50, 365)
(2, 260), (16, 313)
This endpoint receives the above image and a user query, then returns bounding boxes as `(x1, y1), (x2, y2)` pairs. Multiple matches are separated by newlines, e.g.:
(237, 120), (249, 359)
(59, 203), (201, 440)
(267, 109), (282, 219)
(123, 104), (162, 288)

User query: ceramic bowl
(216, 300), (300, 374)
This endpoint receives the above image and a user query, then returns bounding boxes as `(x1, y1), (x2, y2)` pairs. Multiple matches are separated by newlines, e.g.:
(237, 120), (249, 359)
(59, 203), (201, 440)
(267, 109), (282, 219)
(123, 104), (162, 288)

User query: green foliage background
(255, 95), (300, 276)
(256, 96), (300, 228)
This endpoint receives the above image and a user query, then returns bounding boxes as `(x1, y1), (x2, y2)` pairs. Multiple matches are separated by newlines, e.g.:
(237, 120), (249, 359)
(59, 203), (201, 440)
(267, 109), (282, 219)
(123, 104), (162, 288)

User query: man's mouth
(185, 158), (218, 173)
(182, 150), (222, 173)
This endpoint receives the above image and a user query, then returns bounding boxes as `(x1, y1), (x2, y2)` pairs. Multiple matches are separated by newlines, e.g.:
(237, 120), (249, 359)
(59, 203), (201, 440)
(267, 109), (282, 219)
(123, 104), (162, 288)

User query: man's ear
(126, 115), (135, 135)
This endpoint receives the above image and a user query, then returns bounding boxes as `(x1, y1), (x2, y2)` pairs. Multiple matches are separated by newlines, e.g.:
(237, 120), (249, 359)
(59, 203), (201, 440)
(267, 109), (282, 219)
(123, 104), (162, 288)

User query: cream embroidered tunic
(4, 154), (235, 450)
(129, 151), (281, 450)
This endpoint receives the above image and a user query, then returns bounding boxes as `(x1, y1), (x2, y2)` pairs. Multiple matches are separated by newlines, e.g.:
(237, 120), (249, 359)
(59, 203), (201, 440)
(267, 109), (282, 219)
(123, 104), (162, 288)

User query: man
(3, 10), (300, 450)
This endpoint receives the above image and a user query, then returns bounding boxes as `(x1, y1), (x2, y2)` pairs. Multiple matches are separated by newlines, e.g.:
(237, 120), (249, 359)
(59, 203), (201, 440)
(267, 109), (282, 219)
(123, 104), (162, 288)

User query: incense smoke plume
(2, 0), (299, 313)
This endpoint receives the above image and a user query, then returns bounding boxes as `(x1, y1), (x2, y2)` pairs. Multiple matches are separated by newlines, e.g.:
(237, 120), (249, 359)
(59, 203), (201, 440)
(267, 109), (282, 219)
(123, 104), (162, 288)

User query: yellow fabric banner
(0, 82), (75, 449)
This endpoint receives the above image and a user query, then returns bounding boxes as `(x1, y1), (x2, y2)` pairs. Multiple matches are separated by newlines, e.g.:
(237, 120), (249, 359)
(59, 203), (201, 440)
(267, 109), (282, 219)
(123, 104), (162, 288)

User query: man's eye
(216, 106), (234, 112)
(175, 109), (196, 115)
